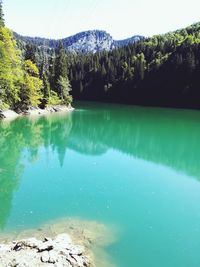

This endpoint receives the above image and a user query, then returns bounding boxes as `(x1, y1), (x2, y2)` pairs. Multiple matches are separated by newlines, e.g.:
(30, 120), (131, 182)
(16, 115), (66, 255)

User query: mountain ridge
(14, 30), (144, 53)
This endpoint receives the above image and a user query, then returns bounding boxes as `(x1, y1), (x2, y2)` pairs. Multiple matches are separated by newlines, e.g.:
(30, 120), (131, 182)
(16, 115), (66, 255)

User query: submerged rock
(0, 234), (91, 267)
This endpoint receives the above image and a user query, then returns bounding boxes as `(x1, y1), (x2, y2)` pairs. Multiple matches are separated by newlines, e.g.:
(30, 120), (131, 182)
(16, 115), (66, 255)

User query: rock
(0, 244), (10, 253)
(15, 30), (144, 54)
(68, 244), (84, 255)
(0, 234), (91, 267)
(0, 105), (74, 120)
(0, 109), (19, 120)
(41, 251), (50, 263)
(13, 241), (25, 251)
(48, 250), (57, 263)
(0, 112), (5, 119)
(24, 238), (42, 248)
(54, 234), (72, 247)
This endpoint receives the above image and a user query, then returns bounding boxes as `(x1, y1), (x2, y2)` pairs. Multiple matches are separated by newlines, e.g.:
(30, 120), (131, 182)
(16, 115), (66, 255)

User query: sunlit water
(1, 102), (200, 267)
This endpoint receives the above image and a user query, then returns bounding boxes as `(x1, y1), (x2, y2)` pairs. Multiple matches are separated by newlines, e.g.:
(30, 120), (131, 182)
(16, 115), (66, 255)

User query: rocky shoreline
(0, 105), (74, 120)
(0, 234), (90, 267)
(0, 218), (116, 267)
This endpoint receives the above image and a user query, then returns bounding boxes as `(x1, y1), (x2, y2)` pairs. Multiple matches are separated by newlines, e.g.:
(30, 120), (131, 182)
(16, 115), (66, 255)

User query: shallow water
(1, 102), (200, 266)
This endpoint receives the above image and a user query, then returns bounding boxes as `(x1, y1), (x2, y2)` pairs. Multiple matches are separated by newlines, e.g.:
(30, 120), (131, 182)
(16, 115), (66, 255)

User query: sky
(4, 0), (200, 40)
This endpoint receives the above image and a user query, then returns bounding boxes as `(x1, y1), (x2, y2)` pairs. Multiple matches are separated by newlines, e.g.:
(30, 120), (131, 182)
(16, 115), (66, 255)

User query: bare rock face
(0, 234), (91, 267)
(14, 30), (144, 54)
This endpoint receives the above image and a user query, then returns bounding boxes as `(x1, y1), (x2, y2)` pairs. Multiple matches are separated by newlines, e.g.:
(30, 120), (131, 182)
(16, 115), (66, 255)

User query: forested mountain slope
(2, 0), (200, 110)
(69, 23), (200, 108)
(16, 22), (200, 109)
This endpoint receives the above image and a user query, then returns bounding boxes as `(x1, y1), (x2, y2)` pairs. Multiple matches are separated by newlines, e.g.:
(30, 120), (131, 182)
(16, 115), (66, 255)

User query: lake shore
(0, 234), (90, 267)
(0, 218), (116, 267)
(0, 105), (74, 120)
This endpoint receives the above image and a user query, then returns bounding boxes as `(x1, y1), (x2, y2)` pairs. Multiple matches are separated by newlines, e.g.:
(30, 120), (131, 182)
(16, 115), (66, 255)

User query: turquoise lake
(1, 102), (200, 266)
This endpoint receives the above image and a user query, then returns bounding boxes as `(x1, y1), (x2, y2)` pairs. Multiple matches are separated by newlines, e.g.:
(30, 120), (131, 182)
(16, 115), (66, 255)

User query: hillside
(69, 22), (200, 109)
(14, 30), (144, 53)
(7, 18), (200, 109)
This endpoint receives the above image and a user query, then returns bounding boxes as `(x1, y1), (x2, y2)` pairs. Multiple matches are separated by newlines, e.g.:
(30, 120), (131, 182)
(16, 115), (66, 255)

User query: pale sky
(4, 0), (200, 40)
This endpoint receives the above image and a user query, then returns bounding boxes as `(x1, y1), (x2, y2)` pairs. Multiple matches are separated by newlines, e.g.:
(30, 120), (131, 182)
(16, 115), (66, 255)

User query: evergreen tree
(54, 42), (72, 105)
(55, 42), (68, 95)
(57, 76), (72, 105)
(49, 53), (56, 90)
(42, 73), (51, 106)
(24, 44), (37, 63)
(137, 53), (146, 80)
(79, 80), (83, 92)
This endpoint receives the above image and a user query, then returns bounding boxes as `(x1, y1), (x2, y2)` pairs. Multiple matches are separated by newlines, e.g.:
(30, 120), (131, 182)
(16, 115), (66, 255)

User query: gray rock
(0, 234), (91, 267)
(15, 30), (144, 54)
(48, 251), (57, 263)
(0, 105), (74, 121)
(41, 251), (50, 263)
(0, 109), (19, 120)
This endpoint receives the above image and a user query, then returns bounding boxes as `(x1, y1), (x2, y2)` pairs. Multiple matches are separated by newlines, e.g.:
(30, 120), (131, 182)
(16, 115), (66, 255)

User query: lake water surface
(1, 102), (200, 267)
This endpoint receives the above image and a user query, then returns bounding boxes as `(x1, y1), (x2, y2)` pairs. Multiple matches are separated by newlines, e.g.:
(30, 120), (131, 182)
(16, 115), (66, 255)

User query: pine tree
(136, 53), (146, 80)
(57, 76), (72, 105)
(42, 73), (51, 106)
(24, 44), (37, 63)
(101, 63), (106, 76)
(55, 42), (67, 96)
(79, 80), (83, 92)
(54, 42), (72, 104)
(49, 53), (56, 90)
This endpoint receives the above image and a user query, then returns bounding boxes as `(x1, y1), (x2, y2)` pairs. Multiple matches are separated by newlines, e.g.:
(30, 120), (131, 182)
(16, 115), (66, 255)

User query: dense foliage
(0, 1), (72, 111)
(17, 21), (200, 109)
(2, 0), (200, 109)
(68, 23), (200, 108)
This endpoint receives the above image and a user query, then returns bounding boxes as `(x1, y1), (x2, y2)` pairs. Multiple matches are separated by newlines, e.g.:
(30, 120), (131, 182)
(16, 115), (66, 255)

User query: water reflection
(0, 120), (23, 229)
(70, 103), (200, 179)
(0, 113), (72, 229)
(1, 103), (200, 229)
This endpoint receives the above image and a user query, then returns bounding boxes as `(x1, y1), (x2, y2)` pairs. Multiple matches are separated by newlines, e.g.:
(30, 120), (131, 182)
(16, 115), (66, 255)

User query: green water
(1, 102), (200, 267)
